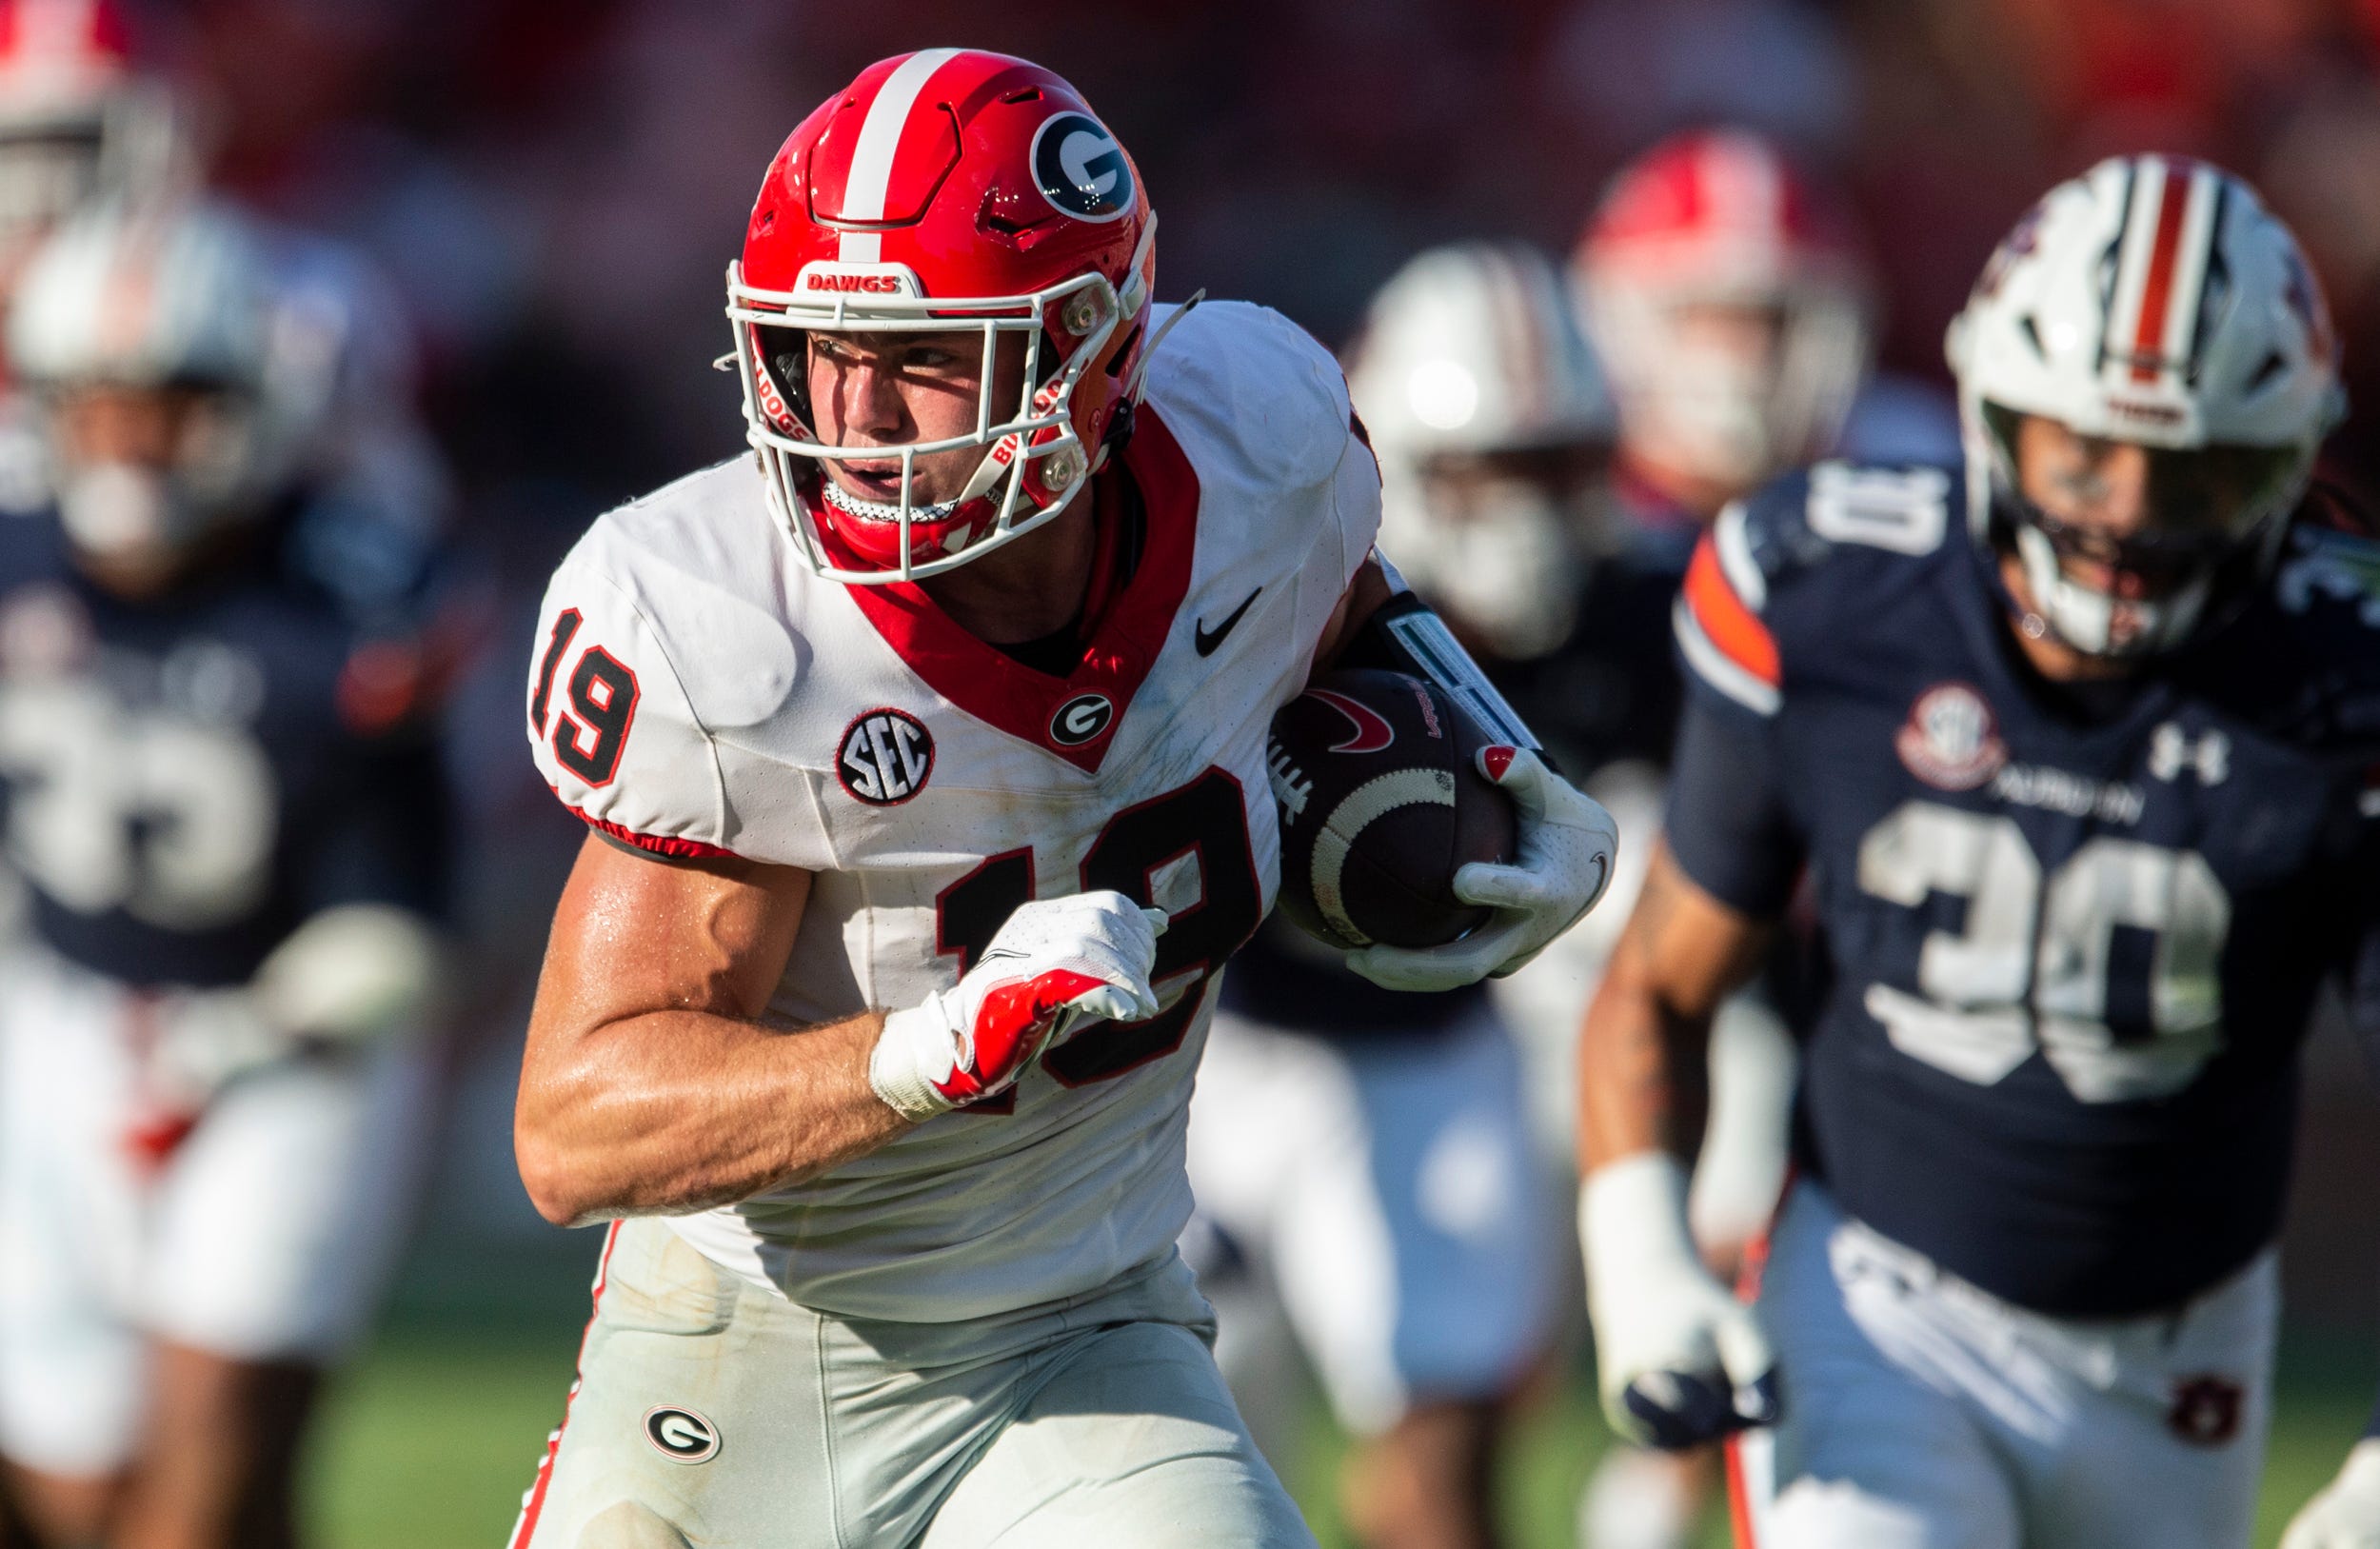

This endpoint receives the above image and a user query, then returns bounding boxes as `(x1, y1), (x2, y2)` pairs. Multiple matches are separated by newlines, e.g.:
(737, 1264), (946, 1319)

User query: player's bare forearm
(514, 835), (910, 1226)
(1577, 843), (1773, 1175)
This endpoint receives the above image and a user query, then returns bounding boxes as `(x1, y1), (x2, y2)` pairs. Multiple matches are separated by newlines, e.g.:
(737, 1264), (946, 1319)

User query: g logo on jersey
(1030, 112), (1134, 223)
(1049, 692), (1116, 747)
(642, 1405), (720, 1464)
(839, 708), (934, 805)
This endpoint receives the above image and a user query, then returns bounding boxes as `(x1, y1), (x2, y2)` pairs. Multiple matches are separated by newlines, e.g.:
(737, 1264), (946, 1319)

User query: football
(1268, 667), (1517, 951)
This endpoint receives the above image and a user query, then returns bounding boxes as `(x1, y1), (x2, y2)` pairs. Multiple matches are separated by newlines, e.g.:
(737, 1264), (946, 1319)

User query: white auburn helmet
(1346, 242), (1615, 658)
(1575, 128), (1874, 493)
(1946, 154), (2345, 657)
(10, 196), (317, 564)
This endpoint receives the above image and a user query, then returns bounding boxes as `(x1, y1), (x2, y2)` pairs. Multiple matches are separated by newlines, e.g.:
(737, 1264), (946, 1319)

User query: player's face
(805, 329), (1028, 506)
(45, 383), (248, 597)
(2012, 413), (2158, 598)
(2007, 412), (2296, 605)
(1669, 299), (1788, 376)
(1418, 442), (1606, 526)
(51, 384), (211, 472)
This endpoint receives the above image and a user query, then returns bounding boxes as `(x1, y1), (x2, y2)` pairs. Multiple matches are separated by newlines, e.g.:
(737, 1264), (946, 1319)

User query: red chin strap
(806, 475), (1024, 573)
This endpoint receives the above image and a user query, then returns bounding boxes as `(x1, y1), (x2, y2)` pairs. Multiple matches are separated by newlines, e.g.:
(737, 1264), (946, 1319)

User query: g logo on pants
(642, 1405), (720, 1464)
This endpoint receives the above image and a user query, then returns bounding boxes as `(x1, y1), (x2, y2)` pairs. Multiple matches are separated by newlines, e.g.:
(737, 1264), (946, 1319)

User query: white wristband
(867, 1000), (957, 1122)
(1579, 1151), (1702, 1294)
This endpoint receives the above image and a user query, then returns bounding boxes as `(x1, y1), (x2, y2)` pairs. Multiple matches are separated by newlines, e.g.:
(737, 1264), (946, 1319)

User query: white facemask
(57, 463), (202, 559)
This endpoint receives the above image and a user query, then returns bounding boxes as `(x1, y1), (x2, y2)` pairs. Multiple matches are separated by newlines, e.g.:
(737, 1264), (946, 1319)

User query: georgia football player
(507, 50), (1616, 1549)
(1565, 126), (1898, 1549)
(1576, 153), (2368, 1549)
(1182, 241), (1605, 1549)
(0, 196), (450, 1548)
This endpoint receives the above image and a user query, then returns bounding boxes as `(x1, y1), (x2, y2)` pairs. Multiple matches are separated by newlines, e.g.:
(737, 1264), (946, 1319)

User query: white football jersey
(526, 302), (1379, 1321)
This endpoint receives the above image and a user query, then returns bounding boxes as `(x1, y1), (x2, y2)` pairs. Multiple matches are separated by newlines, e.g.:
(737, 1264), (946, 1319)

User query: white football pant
(1736, 1182), (2274, 1549)
(1183, 1003), (1557, 1444)
(0, 943), (432, 1477)
(509, 1221), (1312, 1548)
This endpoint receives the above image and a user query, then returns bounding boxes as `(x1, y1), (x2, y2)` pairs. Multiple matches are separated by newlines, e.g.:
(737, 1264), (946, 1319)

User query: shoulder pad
(2273, 522), (2380, 630)
(2265, 523), (2380, 742)
(1728, 460), (1960, 586)
(1138, 300), (1356, 492)
(1676, 461), (1962, 717)
(525, 465), (804, 859)
(583, 462), (805, 732)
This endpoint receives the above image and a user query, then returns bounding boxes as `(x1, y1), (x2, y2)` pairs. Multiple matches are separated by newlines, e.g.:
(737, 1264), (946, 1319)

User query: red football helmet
(0, 0), (181, 284)
(1574, 128), (1874, 493)
(727, 50), (1156, 584)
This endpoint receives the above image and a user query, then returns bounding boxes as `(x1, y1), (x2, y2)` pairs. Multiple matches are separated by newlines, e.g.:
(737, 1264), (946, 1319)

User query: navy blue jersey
(0, 511), (449, 988)
(1668, 461), (2380, 1317)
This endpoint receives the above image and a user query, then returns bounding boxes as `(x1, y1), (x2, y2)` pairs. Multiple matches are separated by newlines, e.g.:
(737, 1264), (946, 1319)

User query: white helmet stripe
(2154, 164), (2223, 381)
(836, 47), (963, 264)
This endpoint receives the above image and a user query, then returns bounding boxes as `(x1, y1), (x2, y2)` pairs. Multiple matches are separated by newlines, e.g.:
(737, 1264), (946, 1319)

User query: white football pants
(1183, 1003), (1557, 1443)
(0, 943), (432, 1477)
(509, 1221), (1314, 1549)
(1735, 1182), (2274, 1549)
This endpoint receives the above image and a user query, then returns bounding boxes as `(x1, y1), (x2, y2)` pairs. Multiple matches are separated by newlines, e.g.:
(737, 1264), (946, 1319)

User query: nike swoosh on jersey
(1194, 587), (1262, 655)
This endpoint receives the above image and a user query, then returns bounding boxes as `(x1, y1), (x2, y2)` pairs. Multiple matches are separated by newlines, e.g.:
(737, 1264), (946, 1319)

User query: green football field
(303, 1241), (2376, 1549)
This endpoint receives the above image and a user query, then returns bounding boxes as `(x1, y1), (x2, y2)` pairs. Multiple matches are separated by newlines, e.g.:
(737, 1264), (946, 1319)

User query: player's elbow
(514, 1125), (600, 1227)
(513, 1081), (619, 1227)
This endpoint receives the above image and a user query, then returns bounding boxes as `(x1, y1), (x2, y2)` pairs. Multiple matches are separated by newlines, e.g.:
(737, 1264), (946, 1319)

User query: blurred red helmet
(1574, 128), (1874, 491)
(726, 49), (1156, 584)
(0, 0), (180, 282)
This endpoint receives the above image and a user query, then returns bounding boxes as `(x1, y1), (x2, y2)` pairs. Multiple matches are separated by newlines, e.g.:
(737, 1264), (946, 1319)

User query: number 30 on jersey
(1858, 799), (2230, 1103)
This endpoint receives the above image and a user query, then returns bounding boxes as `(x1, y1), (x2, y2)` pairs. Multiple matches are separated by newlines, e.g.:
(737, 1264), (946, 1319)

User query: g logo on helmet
(1030, 111), (1134, 223)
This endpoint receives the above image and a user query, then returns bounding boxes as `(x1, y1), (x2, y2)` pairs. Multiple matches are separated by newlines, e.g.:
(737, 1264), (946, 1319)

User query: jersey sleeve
(525, 550), (737, 860)
(1663, 687), (1804, 917)
(1672, 501), (1783, 720)
(1664, 495), (1804, 914)
(1314, 411), (1384, 634)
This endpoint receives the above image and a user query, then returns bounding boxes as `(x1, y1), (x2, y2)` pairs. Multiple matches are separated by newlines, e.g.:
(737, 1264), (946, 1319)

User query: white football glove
(1581, 1152), (1779, 1451)
(1348, 745), (1618, 993)
(869, 890), (1165, 1122)
(2285, 1440), (2380, 1549)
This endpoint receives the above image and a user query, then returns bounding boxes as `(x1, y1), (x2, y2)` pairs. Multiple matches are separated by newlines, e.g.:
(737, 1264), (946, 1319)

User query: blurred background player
(0, 0), (189, 520)
(1557, 128), (1968, 1549)
(1185, 241), (1605, 1549)
(0, 194), (453, 1549)
(1578, 153), (2366, 1549)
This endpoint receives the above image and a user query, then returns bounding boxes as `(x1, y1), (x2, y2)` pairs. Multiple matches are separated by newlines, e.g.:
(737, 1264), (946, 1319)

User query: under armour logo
(2149, 723), (2229, 786)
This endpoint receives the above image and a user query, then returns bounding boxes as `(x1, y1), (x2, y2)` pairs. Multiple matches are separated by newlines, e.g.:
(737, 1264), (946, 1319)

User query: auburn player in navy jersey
(1576, 153), (2370, 1549)
(0, 197), (451, 1549)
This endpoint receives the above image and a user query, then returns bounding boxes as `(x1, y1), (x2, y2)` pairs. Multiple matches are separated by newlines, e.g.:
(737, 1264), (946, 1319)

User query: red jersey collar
(819, 406), (1200, 774)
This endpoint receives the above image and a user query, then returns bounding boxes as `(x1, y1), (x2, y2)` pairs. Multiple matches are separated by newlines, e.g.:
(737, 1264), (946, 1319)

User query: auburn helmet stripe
(833, 47), (963, 263)
(2108, 157), (2222, 387)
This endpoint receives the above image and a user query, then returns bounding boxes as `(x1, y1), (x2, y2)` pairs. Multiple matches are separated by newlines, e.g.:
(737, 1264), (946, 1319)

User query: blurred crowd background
(68, 0), (2380, 1542)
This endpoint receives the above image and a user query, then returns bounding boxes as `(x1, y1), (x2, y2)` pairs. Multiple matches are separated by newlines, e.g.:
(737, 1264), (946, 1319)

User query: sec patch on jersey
(1268, 668), (1515, 950)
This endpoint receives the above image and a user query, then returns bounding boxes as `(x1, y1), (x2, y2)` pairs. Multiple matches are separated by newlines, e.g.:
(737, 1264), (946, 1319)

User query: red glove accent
(927, 968), (1109, 1105)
